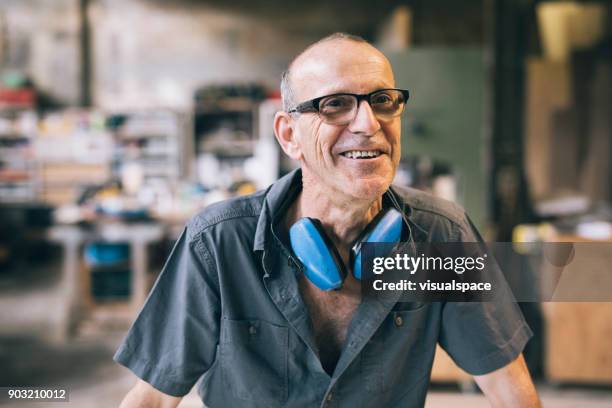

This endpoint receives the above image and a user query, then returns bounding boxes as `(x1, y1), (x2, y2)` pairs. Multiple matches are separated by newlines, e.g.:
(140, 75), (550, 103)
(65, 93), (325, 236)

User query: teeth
(343, 150), (381, 159)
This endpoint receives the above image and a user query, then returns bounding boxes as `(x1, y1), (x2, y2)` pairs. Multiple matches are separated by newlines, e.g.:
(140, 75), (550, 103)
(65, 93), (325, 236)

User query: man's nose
(348, 100), (381, 135)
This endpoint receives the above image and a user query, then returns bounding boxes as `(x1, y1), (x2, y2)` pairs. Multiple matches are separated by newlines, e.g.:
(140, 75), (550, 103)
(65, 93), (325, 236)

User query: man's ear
(273, 111), (302, 161)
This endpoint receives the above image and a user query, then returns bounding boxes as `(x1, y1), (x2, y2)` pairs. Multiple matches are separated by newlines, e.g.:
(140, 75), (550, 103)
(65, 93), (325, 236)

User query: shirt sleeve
(113, 224), (221, 396)
(438, 213), (533, 375)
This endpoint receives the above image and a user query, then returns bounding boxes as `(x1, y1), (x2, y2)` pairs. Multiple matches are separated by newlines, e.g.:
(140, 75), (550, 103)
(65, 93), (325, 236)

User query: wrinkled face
(290, 40), (402, 201)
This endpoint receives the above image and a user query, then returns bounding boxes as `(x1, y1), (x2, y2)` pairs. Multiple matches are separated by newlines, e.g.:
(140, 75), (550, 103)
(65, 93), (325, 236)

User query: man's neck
(287, 174), (385, 261)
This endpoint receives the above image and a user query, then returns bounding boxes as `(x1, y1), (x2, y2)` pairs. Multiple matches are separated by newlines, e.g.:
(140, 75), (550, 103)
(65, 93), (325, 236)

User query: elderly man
(116, 33), (541, 407)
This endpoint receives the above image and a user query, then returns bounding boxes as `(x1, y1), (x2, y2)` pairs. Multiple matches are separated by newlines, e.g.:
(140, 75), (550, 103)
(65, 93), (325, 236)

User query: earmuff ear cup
(289, 218), (347, 291)
(351, 208), (404, 280)
(289, 208), (405, 290)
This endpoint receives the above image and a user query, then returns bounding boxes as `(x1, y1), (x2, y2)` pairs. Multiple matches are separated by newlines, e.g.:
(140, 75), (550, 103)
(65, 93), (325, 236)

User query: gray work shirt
(114, 168), (532, 408)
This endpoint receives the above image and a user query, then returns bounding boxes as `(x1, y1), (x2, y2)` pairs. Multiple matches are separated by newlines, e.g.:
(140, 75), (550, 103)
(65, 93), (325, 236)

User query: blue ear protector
(289, 193), (409, 291)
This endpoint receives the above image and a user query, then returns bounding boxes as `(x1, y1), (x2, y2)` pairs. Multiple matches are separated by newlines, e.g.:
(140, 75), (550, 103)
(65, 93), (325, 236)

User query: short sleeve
(438, 213), (533, 375)
(113, 226), (221, 396)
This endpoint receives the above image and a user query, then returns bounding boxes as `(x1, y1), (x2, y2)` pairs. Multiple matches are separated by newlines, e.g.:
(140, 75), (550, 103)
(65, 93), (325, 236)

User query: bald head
(281, 33), (394, 112)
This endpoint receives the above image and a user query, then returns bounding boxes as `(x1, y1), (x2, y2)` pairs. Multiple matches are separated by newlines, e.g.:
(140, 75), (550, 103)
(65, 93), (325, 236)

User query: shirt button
(326, 392), (333, 401)
(394, 314), (403, 327)
(249, 325), (257, 335)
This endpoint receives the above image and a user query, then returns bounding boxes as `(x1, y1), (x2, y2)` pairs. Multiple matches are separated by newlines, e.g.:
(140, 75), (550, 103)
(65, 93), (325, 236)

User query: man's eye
(372, 94), (393, 105)
(320, 96), (352, 111)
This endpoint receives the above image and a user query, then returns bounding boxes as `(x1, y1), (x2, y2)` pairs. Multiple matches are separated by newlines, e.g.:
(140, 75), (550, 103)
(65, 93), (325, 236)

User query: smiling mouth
(340, 150), (383, 159)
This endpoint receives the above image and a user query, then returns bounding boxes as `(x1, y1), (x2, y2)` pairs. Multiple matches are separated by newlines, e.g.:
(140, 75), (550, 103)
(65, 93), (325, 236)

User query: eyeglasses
(287, 88), (409, 125)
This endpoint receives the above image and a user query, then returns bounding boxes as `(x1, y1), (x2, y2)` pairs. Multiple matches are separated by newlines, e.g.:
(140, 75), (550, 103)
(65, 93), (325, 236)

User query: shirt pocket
(362, 305), (437, 400)
(220, 318), (289, 406)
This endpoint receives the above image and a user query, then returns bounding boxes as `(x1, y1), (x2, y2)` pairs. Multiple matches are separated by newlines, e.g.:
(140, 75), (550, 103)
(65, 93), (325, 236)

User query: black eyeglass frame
(287, 88), (410, 116)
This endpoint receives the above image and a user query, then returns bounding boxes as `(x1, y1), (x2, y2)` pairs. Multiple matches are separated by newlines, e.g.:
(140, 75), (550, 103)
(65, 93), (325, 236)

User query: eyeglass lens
(318, 90), (406, 125)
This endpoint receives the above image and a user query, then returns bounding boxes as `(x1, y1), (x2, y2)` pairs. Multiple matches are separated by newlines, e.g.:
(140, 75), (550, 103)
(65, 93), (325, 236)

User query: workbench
(47, 222), (165, 341)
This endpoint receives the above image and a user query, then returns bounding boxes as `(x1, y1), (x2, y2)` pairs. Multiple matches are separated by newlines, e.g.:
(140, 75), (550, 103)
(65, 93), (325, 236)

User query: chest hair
(298, 275), (361, 375)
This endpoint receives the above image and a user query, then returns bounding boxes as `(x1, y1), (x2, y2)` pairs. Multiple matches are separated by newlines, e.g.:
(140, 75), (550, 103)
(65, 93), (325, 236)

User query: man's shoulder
(392, 184), (468, 229)
(184, 189), (267, 242)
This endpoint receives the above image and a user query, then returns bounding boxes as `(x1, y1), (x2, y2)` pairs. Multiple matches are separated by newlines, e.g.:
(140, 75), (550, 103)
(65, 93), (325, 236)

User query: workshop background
(0, 0), (611, 407)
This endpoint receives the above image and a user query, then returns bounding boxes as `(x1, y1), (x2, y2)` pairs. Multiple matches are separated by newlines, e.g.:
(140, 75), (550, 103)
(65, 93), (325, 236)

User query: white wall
(0, 0), (81, 105)
(91, 0), (316, 110)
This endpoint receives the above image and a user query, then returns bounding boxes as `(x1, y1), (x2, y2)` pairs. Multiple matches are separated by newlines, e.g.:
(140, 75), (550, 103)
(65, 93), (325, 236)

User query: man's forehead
(290, 40), (395, 100)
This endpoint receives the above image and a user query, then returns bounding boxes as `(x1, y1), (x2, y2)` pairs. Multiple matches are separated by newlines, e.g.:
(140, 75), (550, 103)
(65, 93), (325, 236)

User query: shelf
(0, 133), (30, 140)
(0, 110), (38, 204)
(108, 111), (185, 193)
(117, 133), (175, 141)
(194, 98), (256, 114)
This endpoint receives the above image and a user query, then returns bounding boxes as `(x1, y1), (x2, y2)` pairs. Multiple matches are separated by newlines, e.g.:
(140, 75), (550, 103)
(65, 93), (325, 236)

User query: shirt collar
(252, 168), (421, 251)
(253, 168), (302, 252)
